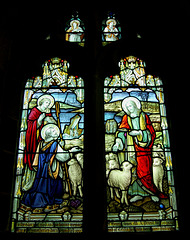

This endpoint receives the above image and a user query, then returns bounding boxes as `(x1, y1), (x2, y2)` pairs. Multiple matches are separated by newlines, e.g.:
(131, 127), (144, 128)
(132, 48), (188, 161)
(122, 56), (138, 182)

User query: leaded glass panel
(11, 57), (84, 233)
(65, 13), (85, 46)
(104, 56), (178, 232)
(102, 12), (121, 46)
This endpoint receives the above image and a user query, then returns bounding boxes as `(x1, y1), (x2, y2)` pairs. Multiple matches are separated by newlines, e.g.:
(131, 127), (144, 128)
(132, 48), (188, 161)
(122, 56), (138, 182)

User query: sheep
(108, 161), (133, 206)
(152, 144), (165, 159)
(75, 153), (84, 169)
(106, 153), (120, 177)
(106, 159), (120, 177)
(152, 157), (164, 192)
(67, 158), (83, 197)
(109, 159), (120, 170)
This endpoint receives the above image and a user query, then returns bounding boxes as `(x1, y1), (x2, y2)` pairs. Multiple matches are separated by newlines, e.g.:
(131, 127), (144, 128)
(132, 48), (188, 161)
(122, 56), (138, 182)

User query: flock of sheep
(106, 144), (165, 206)
(67, 144), (165, 207)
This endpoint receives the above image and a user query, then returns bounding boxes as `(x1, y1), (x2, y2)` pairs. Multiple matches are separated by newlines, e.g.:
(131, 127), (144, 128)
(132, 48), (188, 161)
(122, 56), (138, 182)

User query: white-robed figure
(21, 123), (78, 213)
(103, 19), (119, 41)
(113, 97), (167, 202)
(66, 20), (84, 42)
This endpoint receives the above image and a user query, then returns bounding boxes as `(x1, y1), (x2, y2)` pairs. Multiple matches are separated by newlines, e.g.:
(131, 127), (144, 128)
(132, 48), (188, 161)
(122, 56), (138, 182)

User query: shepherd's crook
(55, 101), (72, 197)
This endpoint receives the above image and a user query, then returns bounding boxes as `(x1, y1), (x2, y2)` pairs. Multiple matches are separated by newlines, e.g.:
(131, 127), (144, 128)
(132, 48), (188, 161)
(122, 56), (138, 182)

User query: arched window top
(11, 57), (84, 233)
(104, 56), (163, 88)
(104, 55), (178, 233)
(6, 8), (180, 234)
(25, 57), (84, 90)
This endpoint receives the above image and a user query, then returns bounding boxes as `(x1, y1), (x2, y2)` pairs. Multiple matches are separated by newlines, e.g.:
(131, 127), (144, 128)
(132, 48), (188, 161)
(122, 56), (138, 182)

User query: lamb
(108, 161), (133, 206)
(152, 144), (165, 159)
(106, 153), (120, 177)
(106, 159), (120, 177)
(109, 159), (120, 170)
(152, 157), (164, 192)
(75, 153), (84, 169)
(67, 158), (83, 197)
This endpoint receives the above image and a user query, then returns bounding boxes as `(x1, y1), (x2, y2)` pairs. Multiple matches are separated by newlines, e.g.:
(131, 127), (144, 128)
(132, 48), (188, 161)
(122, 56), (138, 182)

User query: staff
(118, 128), (128, 161)
(55, 101), (72, 197)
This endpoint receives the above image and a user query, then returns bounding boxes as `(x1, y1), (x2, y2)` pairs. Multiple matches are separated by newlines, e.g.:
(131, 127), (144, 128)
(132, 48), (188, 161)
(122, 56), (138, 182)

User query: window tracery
(10, 11), (179, 234)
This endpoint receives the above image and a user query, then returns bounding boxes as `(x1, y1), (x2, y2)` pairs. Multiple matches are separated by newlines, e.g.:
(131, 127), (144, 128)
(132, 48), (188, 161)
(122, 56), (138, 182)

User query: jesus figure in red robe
(113, 97), (167, 202)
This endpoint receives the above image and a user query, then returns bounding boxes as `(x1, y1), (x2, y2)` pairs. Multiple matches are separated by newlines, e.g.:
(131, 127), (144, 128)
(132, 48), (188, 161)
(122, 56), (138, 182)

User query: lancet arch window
(11, 57), (84, 233)
(104, 56), (178, 232)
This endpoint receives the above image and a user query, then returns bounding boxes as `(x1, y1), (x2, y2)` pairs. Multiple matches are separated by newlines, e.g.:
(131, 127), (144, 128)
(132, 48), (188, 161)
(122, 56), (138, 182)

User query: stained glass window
(65, 13), (85, 46)
(11, 57), (84, 233)
(104, 56), (178, 232)
(102, 12), (121, 46)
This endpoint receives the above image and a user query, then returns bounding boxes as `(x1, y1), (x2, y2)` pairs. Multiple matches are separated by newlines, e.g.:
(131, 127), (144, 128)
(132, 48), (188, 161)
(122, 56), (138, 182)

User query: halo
(41, 124), (60, 140)
(37, 94), (55, 109)
(106, 19), (117, 26)
(70, 20), (80, 27)
(122, 97), (141, 113)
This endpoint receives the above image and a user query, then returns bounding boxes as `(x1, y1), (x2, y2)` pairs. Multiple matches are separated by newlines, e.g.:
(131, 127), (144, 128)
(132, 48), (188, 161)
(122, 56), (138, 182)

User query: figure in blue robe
(21, 124), (71, 211)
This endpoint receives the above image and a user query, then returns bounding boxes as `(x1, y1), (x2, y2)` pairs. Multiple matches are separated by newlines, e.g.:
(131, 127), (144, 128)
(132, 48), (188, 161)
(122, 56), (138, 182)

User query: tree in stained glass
(65, 13), (85, 46)
(102, 12), (121, 46)
(11, 57), (84, 233)
(104, 56), (178, 232)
